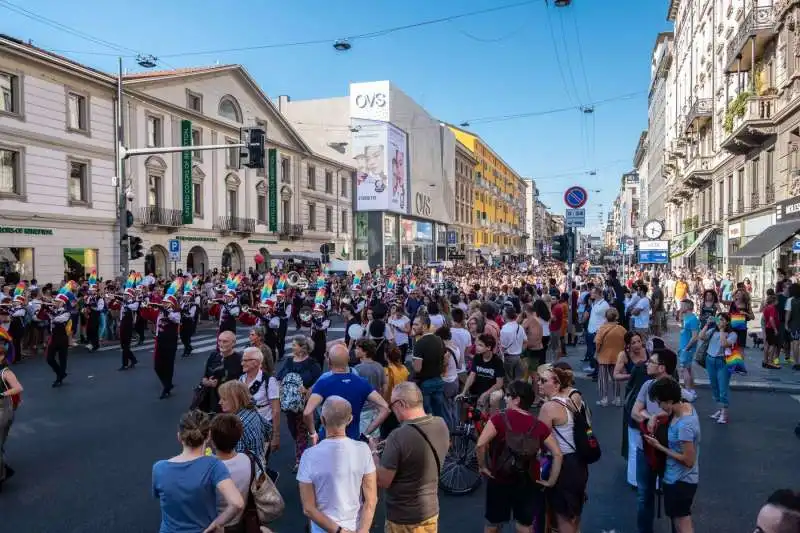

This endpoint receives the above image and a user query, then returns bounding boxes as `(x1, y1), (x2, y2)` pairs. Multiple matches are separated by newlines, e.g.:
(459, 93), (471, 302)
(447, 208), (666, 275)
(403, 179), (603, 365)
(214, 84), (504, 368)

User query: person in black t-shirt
(457, 334), (504, 411)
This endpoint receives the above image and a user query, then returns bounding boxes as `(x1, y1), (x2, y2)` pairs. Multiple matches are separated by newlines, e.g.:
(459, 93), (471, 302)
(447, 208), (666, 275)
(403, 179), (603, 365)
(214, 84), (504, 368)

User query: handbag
(244, 451), (284, 525)
(189, 385), (210, 412)
(693, 336), (709, 369)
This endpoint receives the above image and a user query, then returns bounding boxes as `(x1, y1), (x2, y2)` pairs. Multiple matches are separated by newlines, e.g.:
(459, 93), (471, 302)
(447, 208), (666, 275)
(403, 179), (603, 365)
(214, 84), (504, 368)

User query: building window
(325, 206), (333, 232)
(325, 170), (333, 193)
(282, 198), (291, 225)
(186, 90), (202, 113)
(191, 128), (202, 162)
(281, 157), (291, 183)
(63, 248), (97, 282)
(307, 165), (316, 189)
(67, 92), (89, 133)
(226, 138), (239, 169)
(228, 190), (238, 218)
(256, 181), (267, 224)
(0, 148), (22, 197)
(0, 72), (21, 116)
(146, 115), (162, 147)
(0, 247), (34, 279)
(147, 175), (161, 208)
(218, 95), (242, 122)
(341, 210), (348, 233)
(308, 202), (316, 230)
(340, 175), (348, 197)
(193, 182), (203, 218)
(68, 160), (90, 204)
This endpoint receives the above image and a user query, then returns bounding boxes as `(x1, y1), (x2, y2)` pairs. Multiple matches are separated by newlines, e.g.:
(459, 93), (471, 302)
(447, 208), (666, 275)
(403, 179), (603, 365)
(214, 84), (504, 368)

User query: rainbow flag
(87, 268), (97, 287)
(13, 282), (25, 300)
(314, 287), (327, 306)
(0, 326), (13, 363)
(353, 270), (362, 287)
(730, 312), (747, 331)
(262, 274), (274, 301)
(166, 278), (184, 297)
(409, 276), (417, 290)
(725, 345), (747, 375)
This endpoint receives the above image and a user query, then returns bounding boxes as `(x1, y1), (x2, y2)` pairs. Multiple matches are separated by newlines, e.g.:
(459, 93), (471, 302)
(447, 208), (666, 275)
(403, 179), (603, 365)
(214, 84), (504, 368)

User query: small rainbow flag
(13, 282), (25, 300)
(353, 270), (362, 286)
(409, 276), (417, 290)
(166, 277), (184, 297)
(0, 326), (13, 363)
(730, 312), (747, 331)
(262, 274), (274, 300)
(396, 264), (402, 277)
(87, 268), (97, 287)
(387, 275), (396, 290)
(314, 287), (327, 306)
(316, 275), (326, 289)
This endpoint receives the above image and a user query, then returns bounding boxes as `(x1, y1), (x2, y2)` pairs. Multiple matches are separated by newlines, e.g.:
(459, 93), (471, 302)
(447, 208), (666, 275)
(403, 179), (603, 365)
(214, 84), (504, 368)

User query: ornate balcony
(683, 155), (714, 189)
(766, 184), (775, 203)
(684, 98), (713, 134)
(737, 197), (745, 214)
(217, 216), (256, 234)
(725, 5), (777, 73)
(137, 206), (182, 228)
(774, 0), (799, 22)
(276, 222), (303, 240)
(721, 95), (777, 154)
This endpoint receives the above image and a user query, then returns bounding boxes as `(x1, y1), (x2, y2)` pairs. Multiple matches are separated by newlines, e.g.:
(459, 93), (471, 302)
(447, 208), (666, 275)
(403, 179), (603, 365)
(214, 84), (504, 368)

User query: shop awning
(729, 220), (800, 265)
(683, 227), (715, 258)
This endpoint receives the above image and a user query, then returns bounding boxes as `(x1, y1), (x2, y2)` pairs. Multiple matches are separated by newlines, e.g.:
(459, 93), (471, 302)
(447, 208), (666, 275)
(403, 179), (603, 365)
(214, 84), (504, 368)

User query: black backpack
(490, 411), (542, 482)
(555, 391), (602, 465)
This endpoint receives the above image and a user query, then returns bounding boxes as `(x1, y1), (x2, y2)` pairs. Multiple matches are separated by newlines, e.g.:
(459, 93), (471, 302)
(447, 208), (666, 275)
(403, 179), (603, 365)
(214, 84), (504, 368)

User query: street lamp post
(115, 57), (128, 277)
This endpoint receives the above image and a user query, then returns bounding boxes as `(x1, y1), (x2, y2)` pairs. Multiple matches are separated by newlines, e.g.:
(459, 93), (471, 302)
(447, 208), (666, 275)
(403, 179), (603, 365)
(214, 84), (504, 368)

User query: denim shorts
(678, 348), (694, 369)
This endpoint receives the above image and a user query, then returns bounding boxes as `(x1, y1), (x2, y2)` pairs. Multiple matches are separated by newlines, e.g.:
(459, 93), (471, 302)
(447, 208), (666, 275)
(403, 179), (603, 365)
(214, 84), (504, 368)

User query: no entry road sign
(564, 186), (588, 209)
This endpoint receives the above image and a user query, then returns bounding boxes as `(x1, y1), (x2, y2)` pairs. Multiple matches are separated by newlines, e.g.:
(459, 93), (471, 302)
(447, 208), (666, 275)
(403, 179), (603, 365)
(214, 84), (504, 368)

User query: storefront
(728, 200), (800, 297)
(0, 222), (114, 284)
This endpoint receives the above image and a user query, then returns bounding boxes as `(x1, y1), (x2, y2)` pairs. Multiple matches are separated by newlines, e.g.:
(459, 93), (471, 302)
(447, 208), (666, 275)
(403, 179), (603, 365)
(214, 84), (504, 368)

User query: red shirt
(763, 303), (778, 331)
(489, 408), (551, 482)
(550, 303), (564, 334)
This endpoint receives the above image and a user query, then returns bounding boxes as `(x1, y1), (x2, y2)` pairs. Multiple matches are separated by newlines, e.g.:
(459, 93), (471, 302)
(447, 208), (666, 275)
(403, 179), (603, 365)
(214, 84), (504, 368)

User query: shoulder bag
(244, 451), (285, 527)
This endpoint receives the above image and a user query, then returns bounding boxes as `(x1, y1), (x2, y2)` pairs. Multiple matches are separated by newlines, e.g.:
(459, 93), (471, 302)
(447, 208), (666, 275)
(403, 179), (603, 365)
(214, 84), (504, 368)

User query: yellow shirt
(674, 280), (688, 300)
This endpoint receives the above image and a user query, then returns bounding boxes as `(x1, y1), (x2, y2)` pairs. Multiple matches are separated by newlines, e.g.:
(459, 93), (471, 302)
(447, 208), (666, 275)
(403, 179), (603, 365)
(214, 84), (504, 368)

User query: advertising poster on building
(352, 119), (407, 214)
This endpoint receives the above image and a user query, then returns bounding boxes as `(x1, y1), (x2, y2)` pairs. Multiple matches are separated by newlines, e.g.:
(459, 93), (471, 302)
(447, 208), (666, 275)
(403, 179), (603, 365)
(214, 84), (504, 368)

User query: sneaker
(596, 399), (609, 407)
(684, 389), (698, 403)
(710, 410), (721, 420)
(717, 414), (729, 424)
(582, 366), (594, 373)
(613, 398), (623, 407)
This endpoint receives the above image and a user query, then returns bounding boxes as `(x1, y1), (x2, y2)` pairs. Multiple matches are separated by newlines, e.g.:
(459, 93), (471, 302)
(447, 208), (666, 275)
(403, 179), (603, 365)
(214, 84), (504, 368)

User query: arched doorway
(221, 242), (244, 272)
(186, 246), (209, 276)
(149, 245), (168, 277)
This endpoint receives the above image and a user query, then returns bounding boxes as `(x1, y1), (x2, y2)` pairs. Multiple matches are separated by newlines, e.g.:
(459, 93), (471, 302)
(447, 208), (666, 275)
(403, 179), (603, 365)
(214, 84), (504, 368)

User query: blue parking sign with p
(169, 240), (180, 253)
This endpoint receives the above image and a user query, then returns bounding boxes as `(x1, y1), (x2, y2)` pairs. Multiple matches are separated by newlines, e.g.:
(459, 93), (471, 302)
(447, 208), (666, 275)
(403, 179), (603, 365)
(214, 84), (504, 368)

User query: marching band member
(218, 273), (241, 336)
(309, 287), (330, 368)
(154, 279), (183, 399)
(85, 269), (104, 352)
(47, 287), (73, 387)
(8, 284), (27, 364)
(258, 275), (281, 358)
(273, 275), (292, 360)
(118, 274), (141, 371)
(180, 277), (199, 357)
(352, 270), (366, 314)
(133, 274), (147, 345)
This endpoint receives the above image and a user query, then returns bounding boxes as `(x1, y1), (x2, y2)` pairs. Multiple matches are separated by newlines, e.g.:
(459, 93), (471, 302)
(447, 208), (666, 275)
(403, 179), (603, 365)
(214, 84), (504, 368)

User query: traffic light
(125, 210), (134, 228)
(129, 236), (144, 260)
(241, 127), (265, 169)
(551, 234), (568, 262)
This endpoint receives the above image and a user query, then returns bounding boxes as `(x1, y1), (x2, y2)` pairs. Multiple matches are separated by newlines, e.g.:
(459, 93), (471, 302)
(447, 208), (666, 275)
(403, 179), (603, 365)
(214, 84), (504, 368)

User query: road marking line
(791, 395), (800, 404)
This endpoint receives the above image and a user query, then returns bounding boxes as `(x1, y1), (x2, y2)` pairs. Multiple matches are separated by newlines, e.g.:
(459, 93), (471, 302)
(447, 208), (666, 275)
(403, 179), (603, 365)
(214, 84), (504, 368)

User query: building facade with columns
(453, 140), (477, 262)
(121, 65), (354, 277)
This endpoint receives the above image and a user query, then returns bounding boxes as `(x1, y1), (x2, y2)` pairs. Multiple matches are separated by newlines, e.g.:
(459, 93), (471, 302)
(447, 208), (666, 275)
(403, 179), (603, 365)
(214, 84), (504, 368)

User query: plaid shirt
(235, 408), (272, 468)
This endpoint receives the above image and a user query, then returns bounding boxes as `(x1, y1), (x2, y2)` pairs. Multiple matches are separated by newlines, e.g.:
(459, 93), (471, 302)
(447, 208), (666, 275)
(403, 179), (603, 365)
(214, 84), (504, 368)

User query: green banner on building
(268, 148), (277, 232)
(181, 120), (193, 225)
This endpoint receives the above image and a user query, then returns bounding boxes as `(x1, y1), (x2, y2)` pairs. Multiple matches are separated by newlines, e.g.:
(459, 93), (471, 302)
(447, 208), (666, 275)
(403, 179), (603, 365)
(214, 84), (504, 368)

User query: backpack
(279, 372), (305, 413)
(490, 411), (542, 482)
(554, 391), (602, 465)
(640, 414), (670, 477)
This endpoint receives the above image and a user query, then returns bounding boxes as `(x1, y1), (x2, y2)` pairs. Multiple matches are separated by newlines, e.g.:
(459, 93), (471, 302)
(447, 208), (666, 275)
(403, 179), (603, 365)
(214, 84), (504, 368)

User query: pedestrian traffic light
(241, 127), (265, 169)
(551, 234), (568, 262)
(125, 209), (134, 228)
(129, 236), (144, 260)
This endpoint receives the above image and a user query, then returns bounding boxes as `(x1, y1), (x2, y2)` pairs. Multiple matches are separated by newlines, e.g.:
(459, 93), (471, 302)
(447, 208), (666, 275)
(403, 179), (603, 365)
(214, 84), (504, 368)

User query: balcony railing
(137, 206), (183, 228)
(726, 6), (776, 72)
(751, 190), (761, 209)
(276, 222), (303, 239)
(721, 95), (777, 154)
(766, 184), (775, 203)
(685, 97), (713, 133)
(737, 198), (745, 213)
(727, 202), (733, 216)
(218, 216), (256, 234)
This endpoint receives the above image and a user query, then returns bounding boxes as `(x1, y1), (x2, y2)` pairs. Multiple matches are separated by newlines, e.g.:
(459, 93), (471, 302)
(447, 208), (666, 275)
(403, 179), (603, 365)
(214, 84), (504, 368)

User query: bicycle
(439, 395), (488, 495)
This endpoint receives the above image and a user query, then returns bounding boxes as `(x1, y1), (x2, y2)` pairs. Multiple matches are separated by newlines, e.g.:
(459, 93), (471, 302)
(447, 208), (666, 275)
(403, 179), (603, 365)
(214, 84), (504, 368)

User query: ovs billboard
(351, 119), (408, 214)
(350, 81), (391, 123)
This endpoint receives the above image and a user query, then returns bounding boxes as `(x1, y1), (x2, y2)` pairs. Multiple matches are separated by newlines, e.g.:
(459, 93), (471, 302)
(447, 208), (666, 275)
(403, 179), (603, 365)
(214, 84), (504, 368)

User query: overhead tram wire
(556, 7), (584, 105)
(459, 91), (645, 126)
(543, 0), (578, 107)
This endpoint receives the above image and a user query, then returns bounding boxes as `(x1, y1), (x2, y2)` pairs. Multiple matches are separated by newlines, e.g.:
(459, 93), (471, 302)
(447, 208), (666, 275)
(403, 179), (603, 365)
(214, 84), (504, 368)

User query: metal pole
(116, 57), (129, 276)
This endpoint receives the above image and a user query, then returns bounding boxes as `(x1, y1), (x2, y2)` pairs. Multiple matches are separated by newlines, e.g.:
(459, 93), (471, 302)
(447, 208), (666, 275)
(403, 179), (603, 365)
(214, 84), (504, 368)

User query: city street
(1, 328), (797, 533)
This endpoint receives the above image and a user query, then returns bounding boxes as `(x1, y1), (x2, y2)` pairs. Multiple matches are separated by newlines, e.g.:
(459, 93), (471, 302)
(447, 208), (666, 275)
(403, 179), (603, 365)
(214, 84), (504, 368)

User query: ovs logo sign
(354, 92), (387, 109)
(415, 192), (432, 217)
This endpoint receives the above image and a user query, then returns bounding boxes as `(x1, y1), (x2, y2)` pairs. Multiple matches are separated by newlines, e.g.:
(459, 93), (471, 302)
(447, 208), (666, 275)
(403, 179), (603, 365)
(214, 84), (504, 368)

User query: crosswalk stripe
(93, 329), (345, 355)
(791, 395), (800, 404)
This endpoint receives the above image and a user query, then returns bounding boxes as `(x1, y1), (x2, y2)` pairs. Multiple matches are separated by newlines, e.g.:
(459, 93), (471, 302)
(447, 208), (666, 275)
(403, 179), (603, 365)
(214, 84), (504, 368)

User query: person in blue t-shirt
(152, 410), (244, 533)
(303, 344), (390, 443)
(677, 299), (700, 402)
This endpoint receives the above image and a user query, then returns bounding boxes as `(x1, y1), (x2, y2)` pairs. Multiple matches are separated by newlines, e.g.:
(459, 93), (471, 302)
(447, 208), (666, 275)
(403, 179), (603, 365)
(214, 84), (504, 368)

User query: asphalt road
(1, 326), (798, 533)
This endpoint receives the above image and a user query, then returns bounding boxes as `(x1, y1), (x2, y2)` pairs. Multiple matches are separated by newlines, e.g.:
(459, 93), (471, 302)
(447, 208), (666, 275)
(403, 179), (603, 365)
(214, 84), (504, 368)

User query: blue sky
(1, 0), (671, 235)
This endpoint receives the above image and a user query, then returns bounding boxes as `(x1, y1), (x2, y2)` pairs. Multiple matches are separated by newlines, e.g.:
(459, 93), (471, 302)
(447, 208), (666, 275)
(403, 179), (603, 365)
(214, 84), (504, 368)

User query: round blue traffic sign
(564, 186), (588, 208)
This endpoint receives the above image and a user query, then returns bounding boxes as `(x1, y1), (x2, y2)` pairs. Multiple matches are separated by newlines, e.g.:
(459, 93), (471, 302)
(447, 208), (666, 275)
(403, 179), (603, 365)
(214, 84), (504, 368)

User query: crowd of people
(1, 261), (799, 532)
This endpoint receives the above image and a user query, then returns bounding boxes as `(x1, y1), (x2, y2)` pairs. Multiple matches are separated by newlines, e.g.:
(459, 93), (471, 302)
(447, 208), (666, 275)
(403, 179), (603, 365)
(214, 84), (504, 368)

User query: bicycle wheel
(439, 425), (482, 495)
